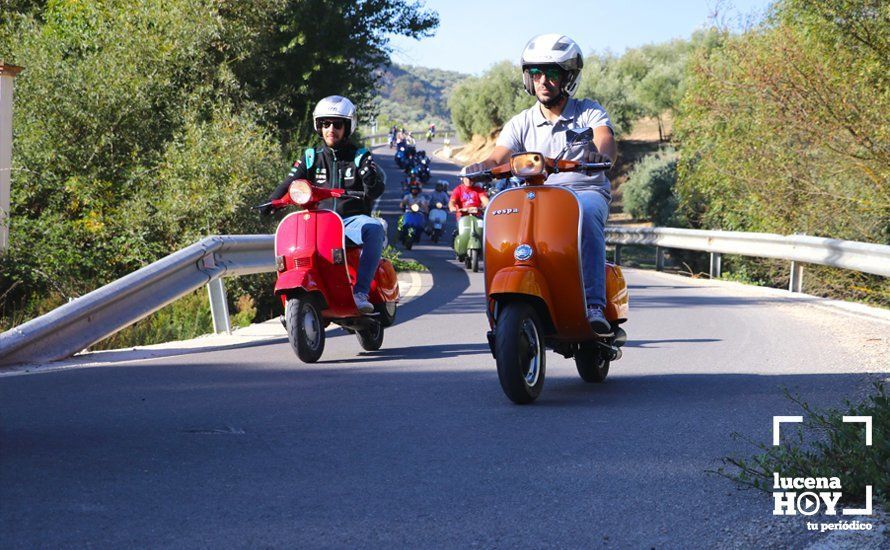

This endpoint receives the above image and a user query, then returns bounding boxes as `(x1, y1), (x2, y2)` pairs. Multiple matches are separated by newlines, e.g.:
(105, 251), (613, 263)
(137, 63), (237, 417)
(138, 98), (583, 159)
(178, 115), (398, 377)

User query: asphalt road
(1, 139), (887, 548)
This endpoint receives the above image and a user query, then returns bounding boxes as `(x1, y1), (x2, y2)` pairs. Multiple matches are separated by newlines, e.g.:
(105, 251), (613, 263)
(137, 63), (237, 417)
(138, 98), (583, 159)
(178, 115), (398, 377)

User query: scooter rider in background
(400, 182), (429, 214)
(461, 34), (617, 335)
(426, 180), (451, 238)
(262, 95), (385, 314)
(449, 175), (489, 219)
(429, 180), (451, 209)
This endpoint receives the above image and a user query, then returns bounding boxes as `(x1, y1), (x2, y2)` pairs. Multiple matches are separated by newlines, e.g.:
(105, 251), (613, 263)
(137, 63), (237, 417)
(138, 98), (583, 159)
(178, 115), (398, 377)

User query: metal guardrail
(0, 235), (274, 366)
(2, 225), (887, 367)
(606, 227), (890, 292)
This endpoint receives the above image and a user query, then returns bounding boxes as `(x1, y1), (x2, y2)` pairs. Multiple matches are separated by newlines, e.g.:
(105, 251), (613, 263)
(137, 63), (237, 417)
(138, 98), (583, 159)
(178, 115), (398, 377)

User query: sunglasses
(319, 120), (345, 130)
(527, 67), (563, 82)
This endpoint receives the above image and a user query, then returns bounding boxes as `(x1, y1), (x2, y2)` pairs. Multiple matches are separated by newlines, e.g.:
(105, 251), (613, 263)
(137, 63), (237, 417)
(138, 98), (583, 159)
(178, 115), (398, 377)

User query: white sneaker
(586, 306), (612, 336)
(353, 292), (374, 314)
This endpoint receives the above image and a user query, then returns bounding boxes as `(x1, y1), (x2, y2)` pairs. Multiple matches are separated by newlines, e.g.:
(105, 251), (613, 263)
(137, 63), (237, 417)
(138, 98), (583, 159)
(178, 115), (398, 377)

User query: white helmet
(520, 34), (584, 98)
(313, 95), (357, 138)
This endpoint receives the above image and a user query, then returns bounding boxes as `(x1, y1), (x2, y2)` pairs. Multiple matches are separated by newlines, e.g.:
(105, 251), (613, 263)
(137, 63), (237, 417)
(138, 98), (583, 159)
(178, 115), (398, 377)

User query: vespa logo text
(491, 208), (519, 216)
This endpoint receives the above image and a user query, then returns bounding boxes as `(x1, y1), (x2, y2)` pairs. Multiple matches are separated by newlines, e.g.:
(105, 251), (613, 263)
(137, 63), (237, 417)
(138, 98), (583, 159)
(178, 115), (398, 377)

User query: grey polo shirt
(496, 97), (613, 199)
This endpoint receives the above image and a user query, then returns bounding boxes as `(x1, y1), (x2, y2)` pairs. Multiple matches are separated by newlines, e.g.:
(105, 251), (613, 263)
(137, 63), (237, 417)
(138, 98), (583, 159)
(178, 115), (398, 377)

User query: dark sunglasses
(319, 120), (345, 130)
(527, 67), (563, 81)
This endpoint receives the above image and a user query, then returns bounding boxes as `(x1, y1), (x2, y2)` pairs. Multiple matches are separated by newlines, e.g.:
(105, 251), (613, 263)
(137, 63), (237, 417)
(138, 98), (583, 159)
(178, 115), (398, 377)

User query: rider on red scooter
(262, 96), (385, 313)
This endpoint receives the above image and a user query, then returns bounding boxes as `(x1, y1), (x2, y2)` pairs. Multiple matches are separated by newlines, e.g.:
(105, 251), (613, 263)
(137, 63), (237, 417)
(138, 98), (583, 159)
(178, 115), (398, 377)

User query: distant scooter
(400, 204), (426, 250)
(453, 206), (484, 272)
(428, 200), (448, 243)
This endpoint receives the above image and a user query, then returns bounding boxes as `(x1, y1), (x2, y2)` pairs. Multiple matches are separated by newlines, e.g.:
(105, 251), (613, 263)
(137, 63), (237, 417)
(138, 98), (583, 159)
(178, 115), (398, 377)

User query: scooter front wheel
(574, 342), (609, 383)
(285, 296), (325, 363)
(495, 302), (546, 404)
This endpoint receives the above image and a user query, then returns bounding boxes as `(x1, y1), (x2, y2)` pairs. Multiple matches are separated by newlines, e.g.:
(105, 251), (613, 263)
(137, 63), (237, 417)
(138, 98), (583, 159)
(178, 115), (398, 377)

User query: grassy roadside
(714, 383), (888, 509)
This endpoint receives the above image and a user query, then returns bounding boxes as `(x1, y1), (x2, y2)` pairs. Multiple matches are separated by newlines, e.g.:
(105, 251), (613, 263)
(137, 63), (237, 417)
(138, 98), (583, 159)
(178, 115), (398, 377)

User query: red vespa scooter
(257, 179), (399, 363)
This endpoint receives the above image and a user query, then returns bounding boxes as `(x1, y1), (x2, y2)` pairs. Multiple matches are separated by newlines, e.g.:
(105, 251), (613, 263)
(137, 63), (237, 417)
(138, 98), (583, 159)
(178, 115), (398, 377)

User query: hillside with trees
(370, 64), (468, 130)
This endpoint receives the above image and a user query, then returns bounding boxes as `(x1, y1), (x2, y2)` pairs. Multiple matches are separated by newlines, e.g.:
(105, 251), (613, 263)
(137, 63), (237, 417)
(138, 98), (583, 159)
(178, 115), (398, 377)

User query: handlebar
(462, 154), (612, 184)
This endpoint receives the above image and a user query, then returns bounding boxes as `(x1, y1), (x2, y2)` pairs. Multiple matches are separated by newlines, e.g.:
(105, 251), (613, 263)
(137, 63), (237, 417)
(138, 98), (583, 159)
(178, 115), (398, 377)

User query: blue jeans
(577, 191), (610, 309)
(343, 215), (385, 295)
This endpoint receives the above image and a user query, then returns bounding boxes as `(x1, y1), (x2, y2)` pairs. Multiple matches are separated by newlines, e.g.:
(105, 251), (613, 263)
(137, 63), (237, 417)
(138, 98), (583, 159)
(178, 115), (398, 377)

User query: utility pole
(0, 62), (24, 252)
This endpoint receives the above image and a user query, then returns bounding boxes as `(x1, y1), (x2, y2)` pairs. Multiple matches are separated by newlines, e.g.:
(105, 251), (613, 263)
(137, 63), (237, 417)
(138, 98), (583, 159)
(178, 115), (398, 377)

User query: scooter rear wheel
(574, 342), (609, 383)
(356, 321), (384, 351)
(285, 296), (325, 363)
(495, 302), (546, 404)
(471, 248), (480, 272)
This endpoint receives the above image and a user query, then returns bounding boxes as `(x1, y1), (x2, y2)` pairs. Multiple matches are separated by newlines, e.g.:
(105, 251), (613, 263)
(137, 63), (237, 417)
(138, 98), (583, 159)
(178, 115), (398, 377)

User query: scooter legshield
(428, 209), (447, 229)
(483, 186), (593, 341)
(274, 210), (355, 318)
(454, 214), (482, 255)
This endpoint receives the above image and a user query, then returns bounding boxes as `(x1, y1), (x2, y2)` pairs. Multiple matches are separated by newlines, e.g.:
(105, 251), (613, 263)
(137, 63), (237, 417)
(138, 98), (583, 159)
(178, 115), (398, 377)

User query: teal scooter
(453, 207), (484, 272)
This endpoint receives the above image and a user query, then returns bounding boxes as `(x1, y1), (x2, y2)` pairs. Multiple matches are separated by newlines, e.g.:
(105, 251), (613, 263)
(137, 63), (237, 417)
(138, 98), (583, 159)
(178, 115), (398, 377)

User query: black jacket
(269, 142), (384, 218)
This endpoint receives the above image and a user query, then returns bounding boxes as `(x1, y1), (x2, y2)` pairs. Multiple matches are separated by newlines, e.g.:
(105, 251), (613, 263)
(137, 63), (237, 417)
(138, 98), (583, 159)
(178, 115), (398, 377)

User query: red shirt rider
(449, 178), (489, 219)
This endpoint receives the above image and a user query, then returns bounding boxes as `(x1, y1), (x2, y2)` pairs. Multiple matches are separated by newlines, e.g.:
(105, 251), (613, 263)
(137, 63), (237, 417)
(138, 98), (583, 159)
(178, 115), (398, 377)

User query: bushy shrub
(622, 149), (680, 226)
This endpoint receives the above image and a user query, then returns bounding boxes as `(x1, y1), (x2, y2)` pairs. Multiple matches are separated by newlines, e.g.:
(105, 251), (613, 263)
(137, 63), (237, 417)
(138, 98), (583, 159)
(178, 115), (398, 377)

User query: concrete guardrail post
(655, 247), (665, 271)
(614, 245), (622, 266)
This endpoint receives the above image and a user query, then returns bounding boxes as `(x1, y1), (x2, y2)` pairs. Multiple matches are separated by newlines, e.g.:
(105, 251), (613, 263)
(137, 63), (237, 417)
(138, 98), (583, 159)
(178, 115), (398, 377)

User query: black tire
(495, 302), (546, 404)
(376, 301), (397, 327)
(285, 296), (325, 363)
(356, 321), (384, 351)
(432, 229), (441, 243)
(405, 228), (414, 250)
(471, 248), (480, 272)
(575, 342), (609, 383)
(464, 255), (472, 269)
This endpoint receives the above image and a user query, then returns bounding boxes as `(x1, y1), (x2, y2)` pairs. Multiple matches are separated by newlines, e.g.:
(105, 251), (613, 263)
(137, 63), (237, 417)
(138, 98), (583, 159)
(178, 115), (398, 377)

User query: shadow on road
(322, 342), (491, 364)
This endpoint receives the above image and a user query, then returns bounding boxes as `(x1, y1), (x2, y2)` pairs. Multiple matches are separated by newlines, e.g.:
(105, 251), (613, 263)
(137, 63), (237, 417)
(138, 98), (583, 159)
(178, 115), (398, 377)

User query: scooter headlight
(510, 153), (544, 178)
(411, 203), (420, 212)
(289, 179), (313, 205)
(514, 244), (533, 261)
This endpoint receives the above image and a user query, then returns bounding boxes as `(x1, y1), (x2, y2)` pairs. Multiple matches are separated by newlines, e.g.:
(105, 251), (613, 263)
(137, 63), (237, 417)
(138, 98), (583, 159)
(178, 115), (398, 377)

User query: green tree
(0, 0), (440, 328)
(675, 0), (889, 302)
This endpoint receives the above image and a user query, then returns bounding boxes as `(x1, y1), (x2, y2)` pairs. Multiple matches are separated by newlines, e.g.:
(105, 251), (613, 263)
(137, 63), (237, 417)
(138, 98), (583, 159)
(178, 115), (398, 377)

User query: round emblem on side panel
(514, 244), (533, 261)
(527, 192), (536, 200)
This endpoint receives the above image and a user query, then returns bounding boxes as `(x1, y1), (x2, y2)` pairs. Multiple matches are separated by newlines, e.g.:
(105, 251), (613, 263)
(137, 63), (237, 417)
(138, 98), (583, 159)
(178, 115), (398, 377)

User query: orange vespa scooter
(465, 128), (629, 404)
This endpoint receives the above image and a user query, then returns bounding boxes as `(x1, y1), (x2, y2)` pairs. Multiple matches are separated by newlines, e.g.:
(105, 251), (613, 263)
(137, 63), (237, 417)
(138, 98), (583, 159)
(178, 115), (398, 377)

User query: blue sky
(389, 0), (775, 75)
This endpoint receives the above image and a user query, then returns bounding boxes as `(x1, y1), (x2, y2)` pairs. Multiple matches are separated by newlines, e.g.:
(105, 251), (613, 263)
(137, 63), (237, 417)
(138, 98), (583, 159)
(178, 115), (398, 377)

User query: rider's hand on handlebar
(587, 151), (612, 165)
(258, 204), (275, 217)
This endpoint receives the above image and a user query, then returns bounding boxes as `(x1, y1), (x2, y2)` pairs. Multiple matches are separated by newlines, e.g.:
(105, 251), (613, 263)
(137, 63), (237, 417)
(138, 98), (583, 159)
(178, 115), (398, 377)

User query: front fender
(489, 267), (554, 323)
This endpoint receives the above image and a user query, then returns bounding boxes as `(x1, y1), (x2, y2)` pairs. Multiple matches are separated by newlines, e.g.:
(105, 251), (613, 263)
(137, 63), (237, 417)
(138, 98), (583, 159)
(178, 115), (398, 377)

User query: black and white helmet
(313, 95), (357, 137)
(520, 34), (584, 97)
